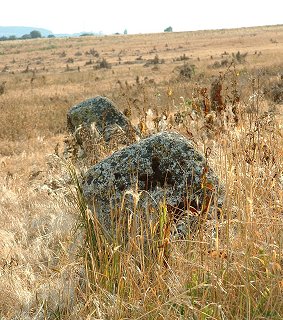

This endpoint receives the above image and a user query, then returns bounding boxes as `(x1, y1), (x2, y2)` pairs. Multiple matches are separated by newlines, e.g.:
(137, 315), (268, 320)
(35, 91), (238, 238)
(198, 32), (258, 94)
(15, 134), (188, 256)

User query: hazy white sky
(1, 0), (282, 34)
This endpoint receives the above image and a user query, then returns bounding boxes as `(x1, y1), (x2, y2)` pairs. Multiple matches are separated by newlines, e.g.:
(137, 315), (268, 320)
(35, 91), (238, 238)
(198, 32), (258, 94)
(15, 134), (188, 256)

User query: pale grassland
(0, 25), (283, 319)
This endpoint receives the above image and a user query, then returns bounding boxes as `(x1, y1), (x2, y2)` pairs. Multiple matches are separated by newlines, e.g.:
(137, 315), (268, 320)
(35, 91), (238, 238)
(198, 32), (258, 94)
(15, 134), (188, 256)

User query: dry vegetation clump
(0, 25), (283, 319)
(143, 54), (165, 67)
(268, 78), (283, 104)
(96, 58), (111, 69)
(175, 63), (196, 80)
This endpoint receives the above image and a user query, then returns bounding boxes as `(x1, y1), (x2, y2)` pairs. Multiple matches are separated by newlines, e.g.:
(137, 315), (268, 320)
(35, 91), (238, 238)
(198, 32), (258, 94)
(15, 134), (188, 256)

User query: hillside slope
(0, 26), (53, 37)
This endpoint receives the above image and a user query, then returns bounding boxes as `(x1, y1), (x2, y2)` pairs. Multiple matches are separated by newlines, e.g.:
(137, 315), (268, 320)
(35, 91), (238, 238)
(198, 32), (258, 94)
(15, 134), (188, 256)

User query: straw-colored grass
(0, 25), (282, 319)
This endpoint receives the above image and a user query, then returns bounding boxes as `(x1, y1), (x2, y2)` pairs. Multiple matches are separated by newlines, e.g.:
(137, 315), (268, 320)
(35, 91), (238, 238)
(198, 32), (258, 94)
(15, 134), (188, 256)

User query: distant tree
(124, 29), (128, 35)
(0, 36), (8, 41)
(22, 34), (31, 39)
(48, 34), (55, 38)
(80, 33), (94, 37)
(9, 35), (17, 40)
(164, 26), (173, 32)
(30, 30), (42, 39)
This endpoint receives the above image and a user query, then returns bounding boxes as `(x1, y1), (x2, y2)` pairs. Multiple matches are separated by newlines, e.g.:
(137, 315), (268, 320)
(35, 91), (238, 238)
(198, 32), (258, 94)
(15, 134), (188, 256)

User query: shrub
(209, 59), (230, 69)
(66, 58), (74, 63)
(96, 58), (111, 69)
(174, 54), (190, 62)
(152, 54), (160, 64)
(210, 78), (224, 111)
(269, 80), (283, 103)
(85, 59), (94, 66)
(0, 81), (6, 95)
(232, 51), (248, 64)
(59, 51), (66, 58)
(211, 61), (221, 69)
(85, 49), (99, 57)
(144, 55), (165, 67)
(21, 34), (31, 40)
(175, 63), (195, 79)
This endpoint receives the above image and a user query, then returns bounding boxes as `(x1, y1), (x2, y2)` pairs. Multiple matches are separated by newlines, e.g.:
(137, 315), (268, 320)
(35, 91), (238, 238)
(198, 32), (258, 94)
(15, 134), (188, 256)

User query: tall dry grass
(66, 73), (283, 319)
(0, 27), (282, 319)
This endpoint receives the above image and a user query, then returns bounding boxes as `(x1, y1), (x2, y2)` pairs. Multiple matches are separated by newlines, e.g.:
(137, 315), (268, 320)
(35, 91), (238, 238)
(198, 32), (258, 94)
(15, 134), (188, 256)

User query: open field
(0, 25), (283, 319)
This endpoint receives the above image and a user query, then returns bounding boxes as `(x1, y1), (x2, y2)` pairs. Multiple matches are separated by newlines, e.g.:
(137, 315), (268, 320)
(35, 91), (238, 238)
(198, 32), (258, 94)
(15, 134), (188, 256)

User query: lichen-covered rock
(67, 96), (139, 144)
(82, 131), (224, 231)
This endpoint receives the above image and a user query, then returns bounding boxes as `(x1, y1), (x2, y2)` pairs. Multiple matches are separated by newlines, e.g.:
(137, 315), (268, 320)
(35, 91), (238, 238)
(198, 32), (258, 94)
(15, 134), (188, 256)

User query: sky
(1, 0), (282, 35)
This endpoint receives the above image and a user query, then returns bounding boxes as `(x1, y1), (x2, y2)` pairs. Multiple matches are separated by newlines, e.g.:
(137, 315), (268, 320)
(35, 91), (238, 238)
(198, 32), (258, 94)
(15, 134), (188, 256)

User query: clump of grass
(232, 51), (248, 64)
(174, 53), (190, 62)
(66, 57), (74, 63)
(209, 58), (230, 69)
(175, 63), (195, 80)
(68, 162), (180, 318)
(84, 59), (94, 66)
(85, 48), (99, 57)
(96, 58), (111, 69)
(144, 54), (165, 67)
(0, 81), (6, 95)
(269, 79), (283, 103)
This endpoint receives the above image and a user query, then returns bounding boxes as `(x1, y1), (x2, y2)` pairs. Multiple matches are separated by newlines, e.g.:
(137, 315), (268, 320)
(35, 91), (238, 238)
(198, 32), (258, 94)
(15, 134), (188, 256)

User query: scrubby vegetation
(0, 25), (282, 319)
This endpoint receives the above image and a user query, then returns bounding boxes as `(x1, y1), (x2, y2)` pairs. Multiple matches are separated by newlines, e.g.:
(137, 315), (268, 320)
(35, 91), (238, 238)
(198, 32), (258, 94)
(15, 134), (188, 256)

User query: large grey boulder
(82, 131), (224, 232)
(67, 96), (139, 145)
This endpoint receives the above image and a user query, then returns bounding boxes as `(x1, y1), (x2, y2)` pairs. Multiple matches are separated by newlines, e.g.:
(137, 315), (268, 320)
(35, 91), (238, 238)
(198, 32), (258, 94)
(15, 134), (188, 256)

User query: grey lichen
(82, 131), (224, 230)
(67, 96), (139, 144)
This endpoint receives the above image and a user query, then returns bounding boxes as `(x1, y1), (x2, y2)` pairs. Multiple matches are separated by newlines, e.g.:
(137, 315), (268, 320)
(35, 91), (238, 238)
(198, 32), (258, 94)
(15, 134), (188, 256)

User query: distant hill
(0, 26), (53, 37)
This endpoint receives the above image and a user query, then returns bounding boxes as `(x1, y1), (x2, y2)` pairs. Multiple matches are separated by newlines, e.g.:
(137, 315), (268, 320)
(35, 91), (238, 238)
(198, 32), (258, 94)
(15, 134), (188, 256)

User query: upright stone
(67, 96), (139, 145)
(82, 131), (224, 232)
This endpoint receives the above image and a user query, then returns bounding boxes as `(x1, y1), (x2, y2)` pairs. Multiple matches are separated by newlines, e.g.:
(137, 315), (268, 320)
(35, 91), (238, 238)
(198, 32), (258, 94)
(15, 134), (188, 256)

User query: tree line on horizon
(0, 30), (52, 41)
(0, 26), (173, 41)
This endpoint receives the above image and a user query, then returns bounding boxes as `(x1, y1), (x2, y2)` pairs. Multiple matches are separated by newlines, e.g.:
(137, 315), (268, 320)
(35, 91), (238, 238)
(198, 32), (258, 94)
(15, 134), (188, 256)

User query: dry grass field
(0, 25), (283, 319)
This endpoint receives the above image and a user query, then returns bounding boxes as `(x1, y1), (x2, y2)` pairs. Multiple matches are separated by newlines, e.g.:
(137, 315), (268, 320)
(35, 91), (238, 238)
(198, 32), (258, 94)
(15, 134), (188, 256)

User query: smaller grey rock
(67, 96), (139, 144)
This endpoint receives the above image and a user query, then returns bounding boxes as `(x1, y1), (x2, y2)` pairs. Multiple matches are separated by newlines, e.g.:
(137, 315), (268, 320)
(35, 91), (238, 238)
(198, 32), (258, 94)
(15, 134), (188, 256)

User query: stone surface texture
(67, 96), (139, 144)
(82, 131), (224, 230)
